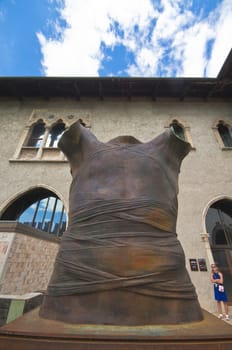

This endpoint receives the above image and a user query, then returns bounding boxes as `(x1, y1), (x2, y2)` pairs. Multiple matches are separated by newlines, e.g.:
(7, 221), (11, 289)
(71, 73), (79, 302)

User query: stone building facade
(0, 51), (231, 316)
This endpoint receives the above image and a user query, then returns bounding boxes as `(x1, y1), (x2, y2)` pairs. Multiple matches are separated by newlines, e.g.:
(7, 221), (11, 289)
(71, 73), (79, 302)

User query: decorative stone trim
(11, 109), (91, 162)
(165, 118), (195, 149)
(28, 109), (91, 128)
(200, 232), (209, 242)
(212, 119), (232, 149)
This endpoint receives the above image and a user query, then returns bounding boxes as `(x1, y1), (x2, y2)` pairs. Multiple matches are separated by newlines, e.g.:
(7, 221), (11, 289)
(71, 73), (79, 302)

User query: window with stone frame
(214, 120), (232, 148)
(45, 121), (66, 148)
(11, 111), (90, 162)
(25, 120), (46, 147)
(168, 119), (194, 148)
(169, 120), (186, 140)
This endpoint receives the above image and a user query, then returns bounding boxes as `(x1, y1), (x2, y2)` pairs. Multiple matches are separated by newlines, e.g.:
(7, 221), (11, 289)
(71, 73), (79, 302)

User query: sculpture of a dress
(39, 120), (203, 325)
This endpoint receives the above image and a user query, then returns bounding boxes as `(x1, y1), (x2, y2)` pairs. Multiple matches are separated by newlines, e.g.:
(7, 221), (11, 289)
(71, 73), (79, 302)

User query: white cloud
(206, 0), (232, 77)
(37, 0), (232, 77)
(171, 21), (215, 77)
(127, 45), (164, 76)
(153, 0), (193, 39)
(37, 0), (157, 76)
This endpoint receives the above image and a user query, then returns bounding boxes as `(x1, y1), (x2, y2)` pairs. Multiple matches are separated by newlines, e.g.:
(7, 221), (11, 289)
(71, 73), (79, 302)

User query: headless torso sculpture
(40, 120), (203, 325)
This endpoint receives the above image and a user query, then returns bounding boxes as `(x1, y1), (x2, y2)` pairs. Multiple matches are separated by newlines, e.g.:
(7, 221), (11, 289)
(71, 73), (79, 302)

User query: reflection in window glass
(51, 200), (63, 235)
(42, 197), (56, 232)
(222, 212), (232, 245)
(217, 123), (232, 147)
(214, 224), (227, 245)
(18, 196), (66, 237)
(18, 203), (37, 226)
(33, 198), (47, 230)
(26, 122), (45, 147)
(206, 200), (232, 246)
(213, 250), (228, 268)
(205, 208), (220, 235)
(46, 123), (65, 148)
(59, 211), (67, 238)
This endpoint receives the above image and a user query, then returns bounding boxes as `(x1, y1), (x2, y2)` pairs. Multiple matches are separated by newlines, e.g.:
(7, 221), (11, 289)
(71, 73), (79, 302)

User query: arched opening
(46, 121), (66, 148)
(217, 121), (232, 147)
(169, 120), (186, 141)
(0, 187), (67, 238)
(205, 198), (232, 301)
(25, 120), (46, 147)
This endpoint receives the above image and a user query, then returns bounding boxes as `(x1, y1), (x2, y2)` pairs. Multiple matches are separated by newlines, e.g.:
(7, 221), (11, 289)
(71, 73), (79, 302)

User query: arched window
(26, 120), (46, 147)
(169, 120), (186, 141)
(1, 188), (67, 238)
(46, 121), (66, 148)
(13, 112), (91, 161)
(205, 199), (232, 300)
(206, 199), (232, 246)
(217, 121), (232, 147)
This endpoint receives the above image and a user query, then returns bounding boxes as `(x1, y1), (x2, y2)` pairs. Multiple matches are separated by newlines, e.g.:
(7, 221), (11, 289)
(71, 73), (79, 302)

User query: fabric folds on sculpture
(47, 198), (195, 299)
(40, 121), (203, 325)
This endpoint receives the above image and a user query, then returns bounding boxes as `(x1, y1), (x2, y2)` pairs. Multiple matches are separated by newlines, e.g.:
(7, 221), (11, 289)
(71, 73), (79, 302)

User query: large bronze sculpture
(39, 120), (203, 325)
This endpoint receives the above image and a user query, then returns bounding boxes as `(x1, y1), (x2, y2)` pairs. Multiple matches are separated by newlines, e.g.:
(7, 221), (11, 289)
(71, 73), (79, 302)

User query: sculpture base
(40, 291), (203, 325)
(0, 308), (232, 350)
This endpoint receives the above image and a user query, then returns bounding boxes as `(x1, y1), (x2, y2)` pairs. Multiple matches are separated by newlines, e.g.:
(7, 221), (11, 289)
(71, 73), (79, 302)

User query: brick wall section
(1, 232), (59, 295)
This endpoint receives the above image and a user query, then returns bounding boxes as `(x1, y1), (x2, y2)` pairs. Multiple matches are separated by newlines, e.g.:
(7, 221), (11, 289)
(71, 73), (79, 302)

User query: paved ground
(213, 305), (232, 326)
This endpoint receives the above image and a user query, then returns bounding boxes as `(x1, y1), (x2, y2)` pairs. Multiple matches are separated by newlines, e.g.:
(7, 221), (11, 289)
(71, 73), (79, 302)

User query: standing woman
(211, 263), (230, 320)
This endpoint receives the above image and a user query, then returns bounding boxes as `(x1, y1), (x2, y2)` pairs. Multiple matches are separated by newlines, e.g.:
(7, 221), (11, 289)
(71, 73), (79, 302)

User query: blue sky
(0, 0), (231, 77)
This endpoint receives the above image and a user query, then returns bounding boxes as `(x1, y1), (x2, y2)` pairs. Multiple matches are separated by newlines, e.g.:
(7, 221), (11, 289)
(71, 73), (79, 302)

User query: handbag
(218, 285), (224, 292)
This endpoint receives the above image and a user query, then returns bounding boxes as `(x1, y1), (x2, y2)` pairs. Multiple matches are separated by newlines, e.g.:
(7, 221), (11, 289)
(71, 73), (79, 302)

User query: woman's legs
(217, 301), (223, 317)
(223, 301), (228, 314)
(217, 301), (230, 320)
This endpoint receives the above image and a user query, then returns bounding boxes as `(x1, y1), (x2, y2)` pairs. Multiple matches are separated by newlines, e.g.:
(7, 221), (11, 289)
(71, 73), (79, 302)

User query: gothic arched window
(13, 112), (90, 161)
(26, 120), (45, 147)
(217, 121), (232, 148)
(46, 121), (66, 148)
(169, 120), (186, 141)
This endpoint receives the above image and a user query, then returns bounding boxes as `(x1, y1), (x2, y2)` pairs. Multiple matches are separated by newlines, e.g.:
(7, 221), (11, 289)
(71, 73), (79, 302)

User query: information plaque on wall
(189, 259), (198, 271)
(189, 258), (208, 271)
(198, 258), (207, 271)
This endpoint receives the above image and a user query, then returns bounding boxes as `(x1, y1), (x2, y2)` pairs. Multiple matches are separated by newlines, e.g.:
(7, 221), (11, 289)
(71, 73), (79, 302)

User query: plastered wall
(0, 96), (231, 312)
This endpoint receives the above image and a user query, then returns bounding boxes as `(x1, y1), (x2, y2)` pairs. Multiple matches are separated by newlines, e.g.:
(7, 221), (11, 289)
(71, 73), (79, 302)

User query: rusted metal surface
(1, 308), (232, 350)
(40, 121), (203, 325)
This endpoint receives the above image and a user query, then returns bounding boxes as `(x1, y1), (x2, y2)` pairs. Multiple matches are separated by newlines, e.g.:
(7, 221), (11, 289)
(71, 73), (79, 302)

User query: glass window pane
(221, 210), (232, 244)
(42, 197), (56, 232)
(214, 228), (227, 245)
(15, 192), (66, 237)
(59, 210), (67, 237)
(18, 203), (37, 225)
(33, 198), (48, 230)
(27, 123), (45, 147)
(50, 200), (63, 235)
(218, 124), (232, 147)
(46, 123), (65, 148)
(206, 203), (232, 246)
(213, 250), (228, 268)
(206, 208), (220, 245)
